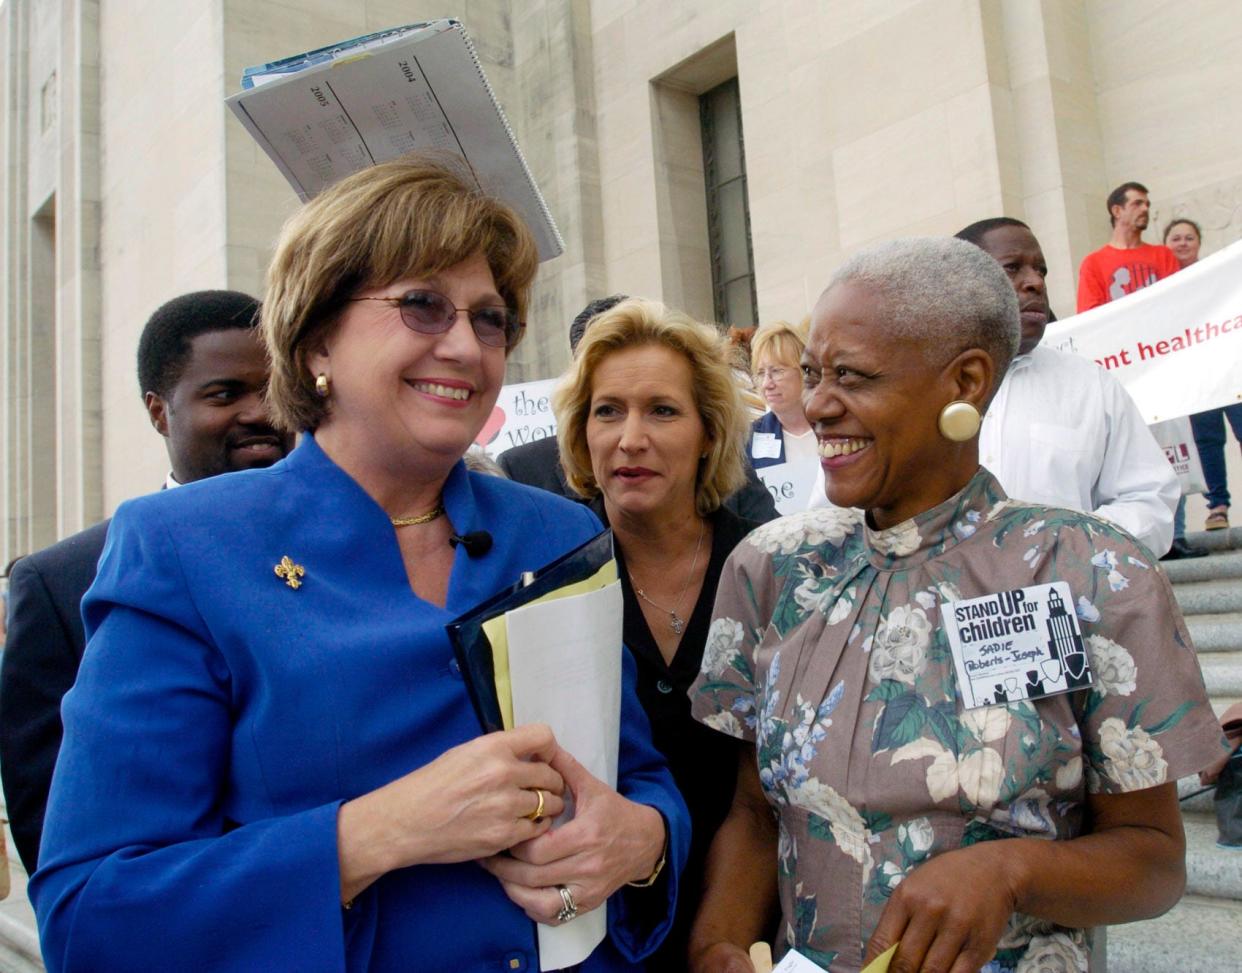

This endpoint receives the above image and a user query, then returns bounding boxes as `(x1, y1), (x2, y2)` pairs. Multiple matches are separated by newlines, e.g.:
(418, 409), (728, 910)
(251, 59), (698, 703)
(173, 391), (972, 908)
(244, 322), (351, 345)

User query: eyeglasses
(349, 290), (524, 350)
(754, 366), (792, 382)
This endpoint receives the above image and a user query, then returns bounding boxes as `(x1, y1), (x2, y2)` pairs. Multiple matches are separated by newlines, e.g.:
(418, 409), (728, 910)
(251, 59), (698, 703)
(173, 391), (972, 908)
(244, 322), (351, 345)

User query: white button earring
(938, 401), (981, 442)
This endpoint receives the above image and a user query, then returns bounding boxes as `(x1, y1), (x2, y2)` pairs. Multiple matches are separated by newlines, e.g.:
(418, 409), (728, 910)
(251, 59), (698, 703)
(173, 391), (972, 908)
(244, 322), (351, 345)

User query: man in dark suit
(0, 290), (293, 873)
(498, 295), (779, 523)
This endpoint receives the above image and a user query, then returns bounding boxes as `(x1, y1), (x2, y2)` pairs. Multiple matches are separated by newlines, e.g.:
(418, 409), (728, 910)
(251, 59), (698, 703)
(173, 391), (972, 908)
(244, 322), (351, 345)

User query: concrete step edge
(1107, 893), (1242, 973)
(1185, 813), (1242, 900)
(1199, 655), (1242, 696)
(1179, 775), (1218, 815)
(1184, 526), (1242, 551)
(1173, 587), (1242, 615)
(1164, 551), (1242, 583)
(1185, 615), (1242, 652)
(1212, 697), (1241, 717)
(1173, 579), (1242, 597)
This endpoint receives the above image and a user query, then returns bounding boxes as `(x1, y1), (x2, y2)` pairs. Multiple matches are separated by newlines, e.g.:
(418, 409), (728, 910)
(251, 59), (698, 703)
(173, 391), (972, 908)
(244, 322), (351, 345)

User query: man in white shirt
(955, 217), (1179, 557)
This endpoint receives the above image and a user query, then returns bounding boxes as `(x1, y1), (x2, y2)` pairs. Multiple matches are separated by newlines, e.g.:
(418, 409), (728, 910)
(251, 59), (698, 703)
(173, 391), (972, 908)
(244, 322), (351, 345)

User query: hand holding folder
(446, 529), (622, 971)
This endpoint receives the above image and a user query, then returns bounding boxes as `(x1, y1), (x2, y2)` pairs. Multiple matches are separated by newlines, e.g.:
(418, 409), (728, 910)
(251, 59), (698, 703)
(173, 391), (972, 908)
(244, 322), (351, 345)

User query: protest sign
(756, 460), (819, 516)
(474, 378), (558, 456)
(1043, 238), (1242, 422)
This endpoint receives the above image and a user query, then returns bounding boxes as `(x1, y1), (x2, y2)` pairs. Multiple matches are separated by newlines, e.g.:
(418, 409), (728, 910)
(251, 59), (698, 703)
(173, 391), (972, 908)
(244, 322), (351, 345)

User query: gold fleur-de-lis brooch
(274, 556), (306, 590)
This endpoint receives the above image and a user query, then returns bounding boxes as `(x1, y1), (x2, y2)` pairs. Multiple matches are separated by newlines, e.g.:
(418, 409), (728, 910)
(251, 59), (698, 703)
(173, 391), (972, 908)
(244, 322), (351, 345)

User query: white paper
(756, 459), (820, 516)
(227, 21), (563, 260)
(940, 581), (1093, 709)
(506, 580), (624, 970)
(751, 431), (782, 459)
(773, 948), (830, 973)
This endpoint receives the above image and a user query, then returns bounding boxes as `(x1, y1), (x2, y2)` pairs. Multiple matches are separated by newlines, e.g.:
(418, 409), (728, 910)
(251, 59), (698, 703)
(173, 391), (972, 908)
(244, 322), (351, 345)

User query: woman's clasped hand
(480, 747), (667, 925)
(337, 723), (567, 898)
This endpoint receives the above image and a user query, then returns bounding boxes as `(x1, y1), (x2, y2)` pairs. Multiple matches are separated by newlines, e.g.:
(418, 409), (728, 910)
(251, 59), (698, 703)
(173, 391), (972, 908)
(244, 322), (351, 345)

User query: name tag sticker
(773, 948), (831, 973)
(941, 581), (1092, 709)
(751, 431), (782, 459)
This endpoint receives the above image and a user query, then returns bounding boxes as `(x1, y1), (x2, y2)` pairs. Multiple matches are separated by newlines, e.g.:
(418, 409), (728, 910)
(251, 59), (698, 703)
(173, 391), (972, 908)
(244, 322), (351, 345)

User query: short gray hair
(826, 237), (1020, 383)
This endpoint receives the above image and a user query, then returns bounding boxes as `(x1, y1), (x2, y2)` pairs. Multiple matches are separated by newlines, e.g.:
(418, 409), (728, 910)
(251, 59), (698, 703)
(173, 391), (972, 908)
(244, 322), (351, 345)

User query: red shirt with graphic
(1076, 242), (1180, 312)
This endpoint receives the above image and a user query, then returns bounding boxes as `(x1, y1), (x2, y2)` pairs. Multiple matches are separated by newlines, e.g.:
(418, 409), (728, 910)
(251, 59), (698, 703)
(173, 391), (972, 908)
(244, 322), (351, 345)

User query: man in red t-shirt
(1077, 181), (1180, 312)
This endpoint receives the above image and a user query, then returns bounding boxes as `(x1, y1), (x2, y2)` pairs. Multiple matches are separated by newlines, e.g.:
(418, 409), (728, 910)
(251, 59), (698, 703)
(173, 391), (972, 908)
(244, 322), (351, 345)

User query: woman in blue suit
(32, 157), (687, 971)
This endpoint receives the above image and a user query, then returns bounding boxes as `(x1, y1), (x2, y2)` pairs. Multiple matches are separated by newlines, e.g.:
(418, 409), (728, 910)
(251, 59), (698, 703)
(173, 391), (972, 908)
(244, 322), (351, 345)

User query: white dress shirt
(979, 344), (1177, 555)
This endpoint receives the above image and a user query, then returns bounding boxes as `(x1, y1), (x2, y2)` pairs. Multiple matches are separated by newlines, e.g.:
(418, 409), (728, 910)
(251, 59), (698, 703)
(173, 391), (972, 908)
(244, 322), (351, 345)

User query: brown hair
(1163, 218), (1202, 242)
(553, 299), (748, 516)
(262, 154), (539, 432)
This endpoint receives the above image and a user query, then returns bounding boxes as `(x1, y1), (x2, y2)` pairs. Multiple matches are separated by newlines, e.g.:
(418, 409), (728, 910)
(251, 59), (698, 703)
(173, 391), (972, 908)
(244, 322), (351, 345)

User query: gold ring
(523, 788), (546, 822)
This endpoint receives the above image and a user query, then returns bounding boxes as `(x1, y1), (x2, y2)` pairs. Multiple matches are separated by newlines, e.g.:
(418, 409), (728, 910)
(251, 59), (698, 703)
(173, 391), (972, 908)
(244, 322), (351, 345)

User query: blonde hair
(262, 154), (539, 432)
(750, 320), (806, 372)
(553, 299), (748, 516)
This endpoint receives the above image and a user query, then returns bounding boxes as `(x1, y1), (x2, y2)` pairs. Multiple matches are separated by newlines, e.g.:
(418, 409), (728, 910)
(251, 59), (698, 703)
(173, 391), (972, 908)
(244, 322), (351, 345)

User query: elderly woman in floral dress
(686, 238), (1227, 973)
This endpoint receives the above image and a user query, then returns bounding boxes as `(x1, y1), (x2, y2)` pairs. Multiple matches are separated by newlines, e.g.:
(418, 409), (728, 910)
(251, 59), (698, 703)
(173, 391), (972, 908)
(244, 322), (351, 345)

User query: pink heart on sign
(475, 405), (506, 446)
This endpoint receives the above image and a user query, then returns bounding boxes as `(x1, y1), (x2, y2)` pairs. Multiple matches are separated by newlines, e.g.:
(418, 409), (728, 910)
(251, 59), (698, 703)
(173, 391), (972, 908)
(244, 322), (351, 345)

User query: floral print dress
(690, 468), (1226, 973)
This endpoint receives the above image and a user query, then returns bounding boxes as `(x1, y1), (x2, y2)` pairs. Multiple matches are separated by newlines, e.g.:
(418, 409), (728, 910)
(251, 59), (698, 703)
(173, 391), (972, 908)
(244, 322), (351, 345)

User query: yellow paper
(860, 943), (898, 973)
(481, 559), (618, 730)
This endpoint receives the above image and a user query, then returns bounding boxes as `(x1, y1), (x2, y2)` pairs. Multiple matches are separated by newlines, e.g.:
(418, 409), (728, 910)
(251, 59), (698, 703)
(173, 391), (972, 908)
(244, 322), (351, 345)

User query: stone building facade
(2, 0), (1240, 559)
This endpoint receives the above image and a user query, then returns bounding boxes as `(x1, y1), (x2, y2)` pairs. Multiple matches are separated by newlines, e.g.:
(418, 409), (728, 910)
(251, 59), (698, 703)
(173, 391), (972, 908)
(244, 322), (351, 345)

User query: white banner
(1043, 238), (1242, 423)
(756, 460), (820, 516)
(473, 378), (559, 457)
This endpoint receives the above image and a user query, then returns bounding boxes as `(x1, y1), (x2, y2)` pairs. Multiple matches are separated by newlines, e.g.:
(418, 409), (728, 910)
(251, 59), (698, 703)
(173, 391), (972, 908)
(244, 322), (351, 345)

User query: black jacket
(1, 519), (110, 872)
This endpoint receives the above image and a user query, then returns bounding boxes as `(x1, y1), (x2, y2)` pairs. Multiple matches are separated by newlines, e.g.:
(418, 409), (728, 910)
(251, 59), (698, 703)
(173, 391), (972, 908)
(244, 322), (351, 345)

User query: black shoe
(1162, 538), (1209, 560)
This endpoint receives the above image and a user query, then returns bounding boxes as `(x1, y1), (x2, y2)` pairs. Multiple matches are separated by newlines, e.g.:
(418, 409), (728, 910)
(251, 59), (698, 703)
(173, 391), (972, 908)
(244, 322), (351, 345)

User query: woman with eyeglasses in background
(747, 322), (825, 515)
(31, 156), (687, 972)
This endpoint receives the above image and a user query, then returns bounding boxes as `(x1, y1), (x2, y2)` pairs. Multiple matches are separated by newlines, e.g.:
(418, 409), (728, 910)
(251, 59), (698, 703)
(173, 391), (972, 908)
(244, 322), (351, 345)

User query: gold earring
(315, 373), (330, 398)
(938, 401), (981, 442)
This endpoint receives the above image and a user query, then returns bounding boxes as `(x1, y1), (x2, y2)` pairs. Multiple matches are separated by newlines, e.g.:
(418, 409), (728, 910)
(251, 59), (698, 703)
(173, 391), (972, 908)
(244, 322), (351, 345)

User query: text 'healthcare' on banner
(1043, 237), (1242, 422)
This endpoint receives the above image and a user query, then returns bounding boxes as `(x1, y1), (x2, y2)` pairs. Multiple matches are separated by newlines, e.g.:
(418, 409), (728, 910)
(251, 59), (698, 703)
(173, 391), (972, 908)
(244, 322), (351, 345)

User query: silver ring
(555, 884), (578, 923)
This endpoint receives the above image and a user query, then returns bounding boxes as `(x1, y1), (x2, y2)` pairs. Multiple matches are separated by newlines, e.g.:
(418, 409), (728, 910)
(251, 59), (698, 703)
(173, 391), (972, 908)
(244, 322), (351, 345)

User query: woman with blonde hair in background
(748, 321), (823, 513)
(554, 299), (756, 969)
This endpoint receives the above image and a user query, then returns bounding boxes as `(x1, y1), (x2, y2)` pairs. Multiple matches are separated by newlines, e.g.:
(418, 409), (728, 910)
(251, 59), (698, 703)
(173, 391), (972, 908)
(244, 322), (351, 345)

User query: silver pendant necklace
(630, 520), (706, 636)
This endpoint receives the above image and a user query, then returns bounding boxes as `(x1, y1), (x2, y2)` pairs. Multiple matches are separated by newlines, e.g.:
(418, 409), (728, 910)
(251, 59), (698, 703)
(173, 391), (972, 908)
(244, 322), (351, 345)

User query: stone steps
(1186, 613), (1242, 654)
(1184, 813), (1242, 901)
(1123, 525), (1242, 972)
(0, 828), (41, 973)
(1184, 526), (1242, 553)
(1212, 696), (1240, 718)
(1108, 894), (1242, 973)
(1174, 579), (1242, 616)
(1198, 652), (1242, 697)
(1164, 550), (1242, 584)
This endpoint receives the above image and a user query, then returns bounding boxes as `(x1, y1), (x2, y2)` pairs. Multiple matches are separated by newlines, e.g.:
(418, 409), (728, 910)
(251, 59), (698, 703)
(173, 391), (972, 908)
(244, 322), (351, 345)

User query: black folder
(445, 529), (615, 733)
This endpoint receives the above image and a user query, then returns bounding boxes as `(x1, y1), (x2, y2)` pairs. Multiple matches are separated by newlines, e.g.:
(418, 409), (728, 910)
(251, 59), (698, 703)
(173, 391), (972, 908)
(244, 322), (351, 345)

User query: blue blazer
(748, 411), (786, 470)
(32, 436), (688, 972)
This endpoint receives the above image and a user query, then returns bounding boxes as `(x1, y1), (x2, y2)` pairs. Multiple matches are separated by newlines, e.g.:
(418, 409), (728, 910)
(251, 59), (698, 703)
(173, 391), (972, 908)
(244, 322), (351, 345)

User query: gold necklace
(630, 520), (706, 636)
(390, 503), (445, 527)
